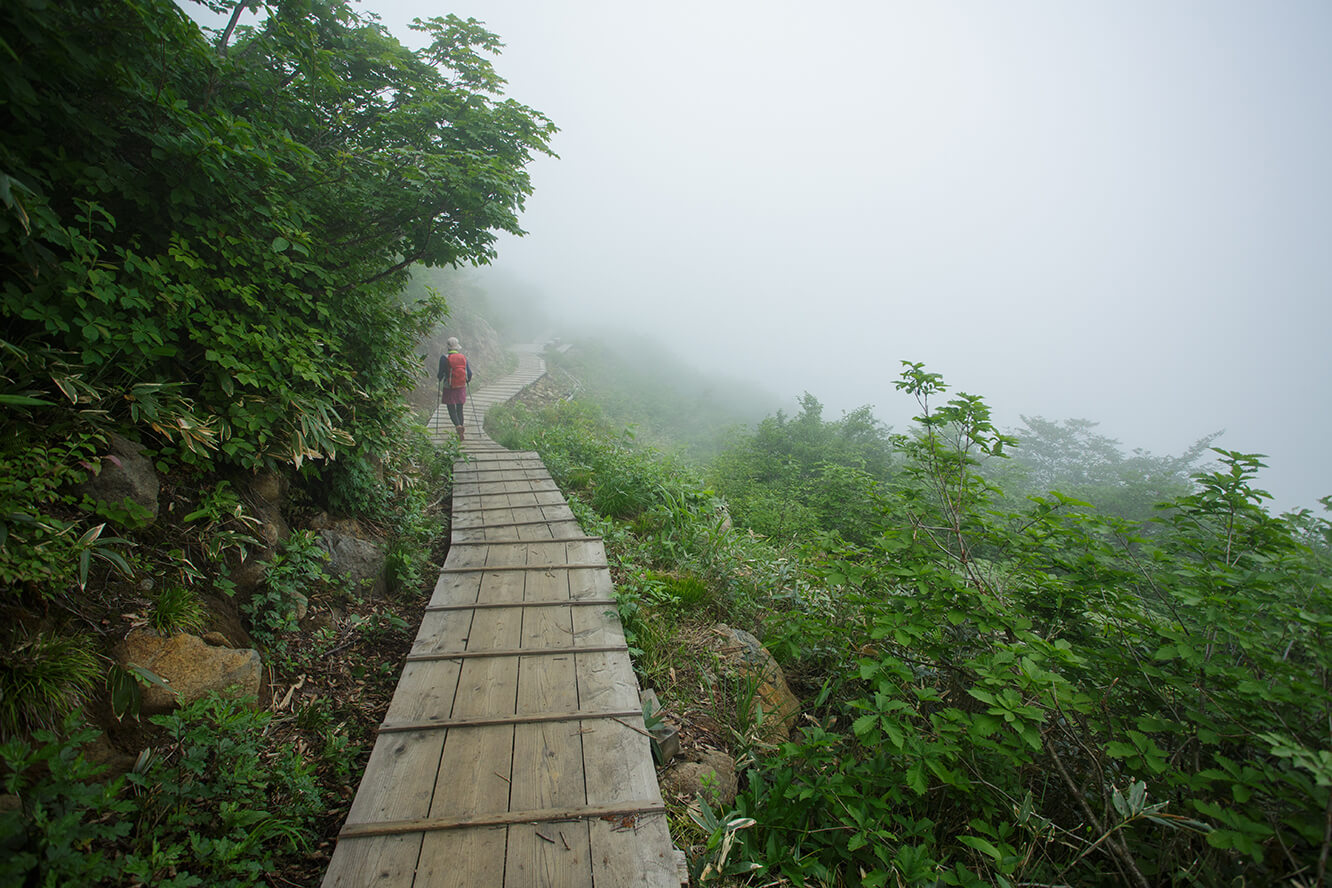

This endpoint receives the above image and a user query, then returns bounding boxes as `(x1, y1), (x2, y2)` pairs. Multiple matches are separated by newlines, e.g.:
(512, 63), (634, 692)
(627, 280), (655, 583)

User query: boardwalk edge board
(438, 562), (606, 573)
(406, 643), (629, 662)
(338, 802), (668, 839)
(445, 536), (603, 546)
(377, 708), (644, 733)
(450, 506), (571, 516)
(450, 517), (581, 529)
(423, 598), (617, 612)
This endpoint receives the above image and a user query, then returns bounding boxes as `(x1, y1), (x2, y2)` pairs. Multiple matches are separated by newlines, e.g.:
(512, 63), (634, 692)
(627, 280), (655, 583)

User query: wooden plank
(320, 833), (422, 888)
(562, 543), (676, 886)
(452, 491), (568, 509)
(321, 727), (438, 888)
(507, 603), (590, 886)
(415, 544), (525, 887)
(427, 569), (483, 607)
(458, 481), (561, 493)
(413, 827), (508, 888)
(451, 516), (578, 529)
(588, 814), (679, 888)
(583, 718), (675, 887)
(454, 467), (551, 477)
(409, 610), (482, 657)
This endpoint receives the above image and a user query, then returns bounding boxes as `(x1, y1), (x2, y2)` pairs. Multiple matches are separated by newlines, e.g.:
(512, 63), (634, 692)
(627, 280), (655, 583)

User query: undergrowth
(488, 369), (1332, 887)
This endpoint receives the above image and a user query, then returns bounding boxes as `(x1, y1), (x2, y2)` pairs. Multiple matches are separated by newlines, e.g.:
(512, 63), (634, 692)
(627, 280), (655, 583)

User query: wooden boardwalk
(323, 346), (680, 887)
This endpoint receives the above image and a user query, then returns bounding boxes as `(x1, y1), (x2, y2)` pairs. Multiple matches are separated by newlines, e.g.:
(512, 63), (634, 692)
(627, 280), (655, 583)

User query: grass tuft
(148, 584), (206, 635)
(0, 630), (101, 736)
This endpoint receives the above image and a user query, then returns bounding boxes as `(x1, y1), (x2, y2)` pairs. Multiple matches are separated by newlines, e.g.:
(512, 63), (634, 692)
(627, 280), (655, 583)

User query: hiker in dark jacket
(437, 337), (473, 440)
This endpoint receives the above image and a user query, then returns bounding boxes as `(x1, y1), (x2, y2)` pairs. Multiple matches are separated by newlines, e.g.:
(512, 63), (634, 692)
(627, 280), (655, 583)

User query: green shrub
(0, 717), (135, 886)
(728, 366), (1332, 886)
(148, 584), (206, 636)
(0, 631), (101, 737)
(131, 696), (321, 885)
(2, 696), (321, 887)
(244, 531), (331, 644)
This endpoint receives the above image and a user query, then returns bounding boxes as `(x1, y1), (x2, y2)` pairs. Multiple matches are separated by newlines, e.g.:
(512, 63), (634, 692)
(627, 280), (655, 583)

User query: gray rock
(288, 590), (309, 623)
(712, 624), (801, 743)
(659, 750), (738, 808)
(300, 607), (340, 635)
(319, 529), (386, 596)
(80, 433), (159, 525)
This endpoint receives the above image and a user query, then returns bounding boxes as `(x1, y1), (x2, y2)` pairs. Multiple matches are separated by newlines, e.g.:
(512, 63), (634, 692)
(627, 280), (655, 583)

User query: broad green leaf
(958, 835), (1002, 861)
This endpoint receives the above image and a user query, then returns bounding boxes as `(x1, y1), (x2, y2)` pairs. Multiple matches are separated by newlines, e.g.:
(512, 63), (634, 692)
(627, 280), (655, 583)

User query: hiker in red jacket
(437, 337), (472, 440)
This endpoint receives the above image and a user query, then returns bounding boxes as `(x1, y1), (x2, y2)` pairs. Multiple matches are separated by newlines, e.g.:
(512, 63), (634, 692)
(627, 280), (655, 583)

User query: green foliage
(727, 365), (1332, 886)
(0, 0), (552, 597)
(131, 696), (321, 885)
(147, 584), (206, 635)
(1, 698), (321, 887)
(687, 797), (761, 883)
(708, 393), (895, 545)
(491, 356), (1332, 884)
(0, 631), (101, 737)
(985, 415), (1220, 523)
(244, 530), (331, 643)
(316, 454), (394, 522)
(490, 399), (714, 523)
(0, 425), (107, 593)
(541, 334), (778, 460)
(0, 717), (135, 886)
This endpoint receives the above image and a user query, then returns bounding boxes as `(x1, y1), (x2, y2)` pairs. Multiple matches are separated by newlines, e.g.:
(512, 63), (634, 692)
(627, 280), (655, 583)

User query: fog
(242, 2), (1332, 511)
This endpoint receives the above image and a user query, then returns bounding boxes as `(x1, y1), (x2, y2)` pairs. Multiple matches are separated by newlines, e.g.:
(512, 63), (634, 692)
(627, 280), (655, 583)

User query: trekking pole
(467, 379), (478, 432)
(435, 375), (443, 438)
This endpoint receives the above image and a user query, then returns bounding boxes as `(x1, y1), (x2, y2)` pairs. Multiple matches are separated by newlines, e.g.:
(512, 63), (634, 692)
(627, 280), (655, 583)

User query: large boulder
(115, 630), (262, 713)
(710, 625), (801, 743)
(659, 750), (738, 808)
(318, 529), (386, 597)
(79, 433), (159, 525)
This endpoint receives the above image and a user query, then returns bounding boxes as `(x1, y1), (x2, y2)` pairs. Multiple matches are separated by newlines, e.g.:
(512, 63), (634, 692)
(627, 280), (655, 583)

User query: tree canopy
(1, 0), (554, 470)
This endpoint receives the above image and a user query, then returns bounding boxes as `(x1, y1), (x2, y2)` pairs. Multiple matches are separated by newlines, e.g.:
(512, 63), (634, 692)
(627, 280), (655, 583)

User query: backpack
(445, 352), (468, 388)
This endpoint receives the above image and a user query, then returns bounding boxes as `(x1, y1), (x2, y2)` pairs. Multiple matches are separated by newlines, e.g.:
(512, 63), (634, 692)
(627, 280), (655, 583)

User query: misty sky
(221, 1), (1332, 511)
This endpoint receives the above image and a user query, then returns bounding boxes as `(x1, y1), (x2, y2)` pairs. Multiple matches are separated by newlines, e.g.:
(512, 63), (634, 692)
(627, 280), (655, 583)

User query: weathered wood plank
(440, 562), (606, 573)
(322, 726), (439, 888)
(414, 544), (524, 887)
(508, 643), (589, 887)
(320, 833), (421, 888)
(588, 814), (679, 888)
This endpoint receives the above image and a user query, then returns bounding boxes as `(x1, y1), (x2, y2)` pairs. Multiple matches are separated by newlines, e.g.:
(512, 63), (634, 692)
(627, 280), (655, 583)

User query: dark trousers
(446, 402), (465, 426)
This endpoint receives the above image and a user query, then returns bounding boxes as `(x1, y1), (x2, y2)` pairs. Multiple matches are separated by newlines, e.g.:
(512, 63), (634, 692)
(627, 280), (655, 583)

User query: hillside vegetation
(1, 1), (549, 884)
(490, 346), (1332, 887)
